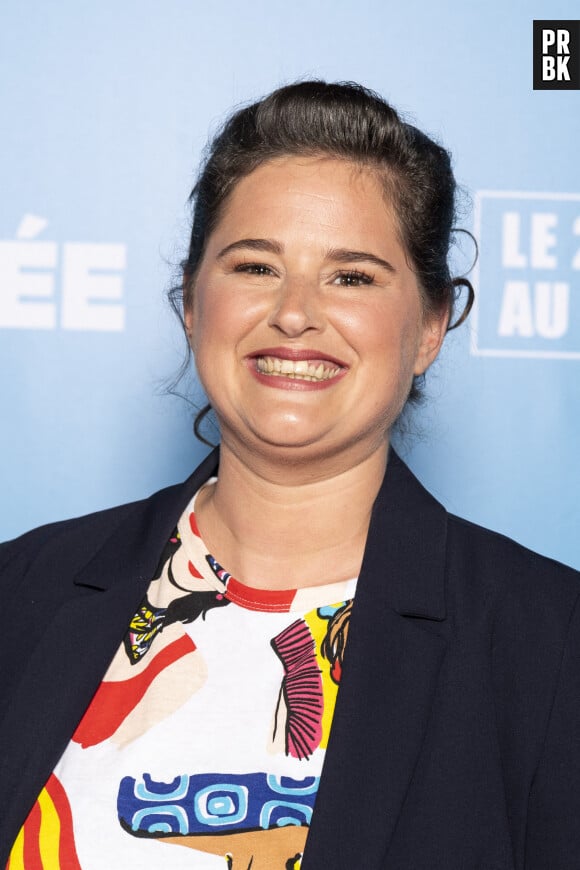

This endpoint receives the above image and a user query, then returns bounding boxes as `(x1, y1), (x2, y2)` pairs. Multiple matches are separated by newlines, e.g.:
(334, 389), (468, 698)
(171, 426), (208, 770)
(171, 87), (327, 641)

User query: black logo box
(533, 20), (580, 90)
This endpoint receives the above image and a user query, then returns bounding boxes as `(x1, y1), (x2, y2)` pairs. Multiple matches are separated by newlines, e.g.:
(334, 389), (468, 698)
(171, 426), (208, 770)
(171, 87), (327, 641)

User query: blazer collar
(73, 447), (220, 591)
(302, 449), (449, 868)
(373, 448), (447, 620)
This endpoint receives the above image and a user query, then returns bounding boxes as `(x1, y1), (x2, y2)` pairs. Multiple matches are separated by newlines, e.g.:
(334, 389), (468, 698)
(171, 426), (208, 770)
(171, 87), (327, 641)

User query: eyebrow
(325, 247), (396, 274)
(217, 238), (283, 259)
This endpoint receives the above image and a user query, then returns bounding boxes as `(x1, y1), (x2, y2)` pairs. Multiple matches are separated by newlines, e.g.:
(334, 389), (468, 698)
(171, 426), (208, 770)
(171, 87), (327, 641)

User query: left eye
(333, 270), (374, 287)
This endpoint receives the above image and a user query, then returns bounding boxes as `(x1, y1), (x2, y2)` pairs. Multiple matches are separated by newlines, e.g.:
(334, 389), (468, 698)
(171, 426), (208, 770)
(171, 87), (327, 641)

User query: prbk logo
(533, 20), (580, 89)
(0, 215), (126, 331)
(472, 191), (580, 359)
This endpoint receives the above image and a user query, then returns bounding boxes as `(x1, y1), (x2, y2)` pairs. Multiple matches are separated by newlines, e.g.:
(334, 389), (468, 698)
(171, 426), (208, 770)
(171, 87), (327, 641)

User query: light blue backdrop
(1, 0), (579, 569)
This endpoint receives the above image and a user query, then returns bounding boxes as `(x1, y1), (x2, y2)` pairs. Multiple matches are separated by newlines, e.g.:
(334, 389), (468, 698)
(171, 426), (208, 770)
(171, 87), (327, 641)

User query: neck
(194, 439), (389, 590)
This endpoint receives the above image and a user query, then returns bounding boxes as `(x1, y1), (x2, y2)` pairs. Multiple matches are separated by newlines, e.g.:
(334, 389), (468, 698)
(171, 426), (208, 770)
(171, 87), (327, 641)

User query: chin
(224, 414), (330, 457)
(242, 422), (376, 468)
(249, 424), (328, 452)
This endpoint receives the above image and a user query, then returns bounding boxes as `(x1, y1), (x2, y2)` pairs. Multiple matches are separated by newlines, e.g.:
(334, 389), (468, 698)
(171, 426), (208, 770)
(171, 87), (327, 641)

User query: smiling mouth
(255, 356), (343, 382)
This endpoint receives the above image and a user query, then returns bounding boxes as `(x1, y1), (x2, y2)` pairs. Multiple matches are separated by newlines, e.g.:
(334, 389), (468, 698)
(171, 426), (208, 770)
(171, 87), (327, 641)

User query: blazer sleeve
(525, 591), (580, 868)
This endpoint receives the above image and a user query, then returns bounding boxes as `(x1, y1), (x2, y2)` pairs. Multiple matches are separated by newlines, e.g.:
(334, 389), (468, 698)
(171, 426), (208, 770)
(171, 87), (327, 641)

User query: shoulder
(0, 451), (219, 576)
(446, 511), (580, 607)
(445, 513), (580, 692)
(0, 498), (148, 592)
(0, 448), (220, 596)
(385, 451), (580, 625)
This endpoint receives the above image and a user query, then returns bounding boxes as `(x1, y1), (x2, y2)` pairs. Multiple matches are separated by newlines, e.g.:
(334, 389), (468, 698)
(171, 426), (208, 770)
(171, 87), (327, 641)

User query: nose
(267, 275), (324, 337)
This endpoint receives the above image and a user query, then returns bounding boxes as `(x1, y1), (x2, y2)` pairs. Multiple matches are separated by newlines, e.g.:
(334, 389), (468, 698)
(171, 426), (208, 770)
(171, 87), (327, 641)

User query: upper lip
(248, 347), (348, 367)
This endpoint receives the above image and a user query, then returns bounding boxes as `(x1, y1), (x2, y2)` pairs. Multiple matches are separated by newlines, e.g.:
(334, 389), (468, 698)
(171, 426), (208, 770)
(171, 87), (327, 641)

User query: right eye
(234, 262), (275, 276)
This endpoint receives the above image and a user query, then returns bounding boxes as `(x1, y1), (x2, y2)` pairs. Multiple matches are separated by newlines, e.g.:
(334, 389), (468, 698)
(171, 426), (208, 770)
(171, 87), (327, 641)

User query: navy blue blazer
(1, 449), (579, 868)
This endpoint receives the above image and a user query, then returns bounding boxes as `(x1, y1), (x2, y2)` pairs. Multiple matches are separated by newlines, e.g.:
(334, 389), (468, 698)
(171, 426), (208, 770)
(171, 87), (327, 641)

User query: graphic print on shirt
(269, 600), (353, 758)
(7, 774), (81, 870)
(115, 597), (353, 867)
(8, 487), (356, 870)
(117, 772), (317, 866)
(72, 530), (227, 748)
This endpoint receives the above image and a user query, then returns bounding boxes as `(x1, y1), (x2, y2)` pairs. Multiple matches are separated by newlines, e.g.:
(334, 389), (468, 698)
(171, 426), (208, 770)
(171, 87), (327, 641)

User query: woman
(2, 82), (579, 869)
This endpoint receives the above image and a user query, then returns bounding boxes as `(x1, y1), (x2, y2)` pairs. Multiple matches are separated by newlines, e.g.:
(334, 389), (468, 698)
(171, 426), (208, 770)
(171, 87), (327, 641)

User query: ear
(413, 306), (449, 376)
(183, 278), (195, 347)
(184, 305), (194, 337)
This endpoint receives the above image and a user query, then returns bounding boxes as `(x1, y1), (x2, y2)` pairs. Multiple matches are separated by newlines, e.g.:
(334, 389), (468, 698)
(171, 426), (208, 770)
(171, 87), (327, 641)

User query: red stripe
(45, 774), (82, 869)
(331, 658), (342, 683)
(72, 634), (196, 747)
(22, 801), (42, 870)
(188, 560), (204, 579)
(189, 512), (201, 537)
(225, 576), (296, 612)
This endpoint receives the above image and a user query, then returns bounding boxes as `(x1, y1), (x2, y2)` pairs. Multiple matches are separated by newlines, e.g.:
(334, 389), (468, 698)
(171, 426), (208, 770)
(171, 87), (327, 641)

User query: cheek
(354, 302), (420, 362)
(195, 290), (271, 361)
(189, 296), (256, 378)
(189, 289), (228, 353)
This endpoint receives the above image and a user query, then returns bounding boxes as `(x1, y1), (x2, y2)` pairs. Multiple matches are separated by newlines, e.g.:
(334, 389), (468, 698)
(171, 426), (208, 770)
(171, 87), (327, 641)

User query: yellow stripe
(304, 608), (340, 749)
(38, 786), (62, 868)
(6, 823), (25, 870)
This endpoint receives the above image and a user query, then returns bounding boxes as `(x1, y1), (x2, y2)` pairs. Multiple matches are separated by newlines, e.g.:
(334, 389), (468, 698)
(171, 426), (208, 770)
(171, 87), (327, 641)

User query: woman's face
(186, 156), (447, 466)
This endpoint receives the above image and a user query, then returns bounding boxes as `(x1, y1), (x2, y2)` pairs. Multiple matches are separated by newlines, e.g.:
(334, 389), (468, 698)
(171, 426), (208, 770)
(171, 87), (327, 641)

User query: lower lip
(247, 362), (347, 391)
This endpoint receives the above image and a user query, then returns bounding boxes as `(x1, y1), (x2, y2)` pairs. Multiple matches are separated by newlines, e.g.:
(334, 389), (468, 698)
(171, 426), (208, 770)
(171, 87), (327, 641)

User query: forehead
(211, 155), (401, 251)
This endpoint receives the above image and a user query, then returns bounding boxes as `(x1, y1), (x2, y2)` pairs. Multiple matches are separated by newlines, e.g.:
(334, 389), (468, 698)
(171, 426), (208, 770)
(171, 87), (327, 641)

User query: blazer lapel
(0, 582), (150, 859)
(302, 451), (448, 869)
(0, 449), (220, 859)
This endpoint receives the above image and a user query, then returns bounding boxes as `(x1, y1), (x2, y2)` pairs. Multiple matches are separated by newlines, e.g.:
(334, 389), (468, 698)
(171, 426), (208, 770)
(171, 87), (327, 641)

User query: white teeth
(255, 356), (341, 381)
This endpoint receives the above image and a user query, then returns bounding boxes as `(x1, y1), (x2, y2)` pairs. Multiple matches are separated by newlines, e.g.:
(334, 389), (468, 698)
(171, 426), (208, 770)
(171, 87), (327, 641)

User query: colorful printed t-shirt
(9, 481), (356, 869)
